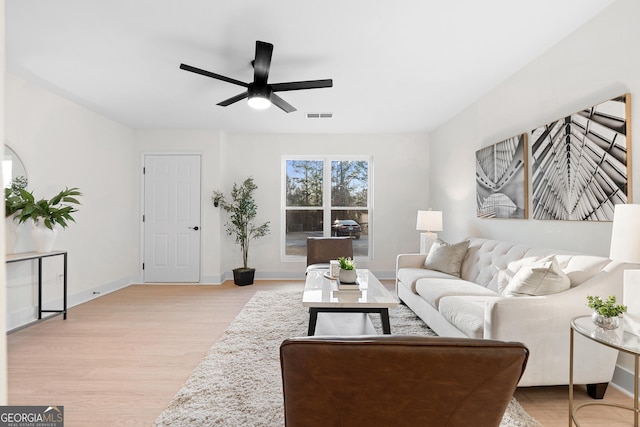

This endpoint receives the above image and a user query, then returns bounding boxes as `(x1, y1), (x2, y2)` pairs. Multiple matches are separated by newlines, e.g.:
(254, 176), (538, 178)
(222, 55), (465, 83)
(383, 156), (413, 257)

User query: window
(283, 156), (371, 259)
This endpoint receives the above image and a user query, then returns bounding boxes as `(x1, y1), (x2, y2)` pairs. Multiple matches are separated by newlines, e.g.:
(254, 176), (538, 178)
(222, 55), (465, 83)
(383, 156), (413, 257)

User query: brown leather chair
(280, 335), (529, 427)
(306, 237), (353, 274)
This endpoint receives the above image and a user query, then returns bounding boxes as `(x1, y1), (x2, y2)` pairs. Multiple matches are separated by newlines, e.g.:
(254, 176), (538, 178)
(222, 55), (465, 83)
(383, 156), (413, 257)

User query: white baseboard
(611, 364), (634, 397)
(6, 306), (39, 332)
(6, 276), (134, 332)
(199, 274), (225, 284)
(70, 276), (135, 307)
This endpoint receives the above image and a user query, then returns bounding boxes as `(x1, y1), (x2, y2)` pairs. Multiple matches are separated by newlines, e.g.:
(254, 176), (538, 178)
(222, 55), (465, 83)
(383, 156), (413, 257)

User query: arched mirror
(3, 145), (28, 189)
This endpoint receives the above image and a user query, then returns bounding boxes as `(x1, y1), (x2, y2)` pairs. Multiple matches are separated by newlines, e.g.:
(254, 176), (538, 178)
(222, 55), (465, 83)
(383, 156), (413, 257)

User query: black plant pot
(233, 268), (255, 286)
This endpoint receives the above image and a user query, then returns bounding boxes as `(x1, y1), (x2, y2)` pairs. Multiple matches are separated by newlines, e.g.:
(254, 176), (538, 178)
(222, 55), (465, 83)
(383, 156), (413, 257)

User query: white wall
(5, 73), (138, 330)
(430, 0), (640, 256)
(428, 0), (640, 392)
(222, 133), (430, 278)
(132, 131), (431, 283)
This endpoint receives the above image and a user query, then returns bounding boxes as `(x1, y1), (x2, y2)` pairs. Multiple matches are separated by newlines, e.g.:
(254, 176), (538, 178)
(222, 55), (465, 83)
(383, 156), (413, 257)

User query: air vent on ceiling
(306, 113), (333, 119)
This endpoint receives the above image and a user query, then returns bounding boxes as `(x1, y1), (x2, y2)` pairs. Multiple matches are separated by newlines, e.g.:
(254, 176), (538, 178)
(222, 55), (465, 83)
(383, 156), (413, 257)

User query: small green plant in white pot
(338, 257), (357, 284)
(587, 295), (627, 330)
(14, 187), (82, 253)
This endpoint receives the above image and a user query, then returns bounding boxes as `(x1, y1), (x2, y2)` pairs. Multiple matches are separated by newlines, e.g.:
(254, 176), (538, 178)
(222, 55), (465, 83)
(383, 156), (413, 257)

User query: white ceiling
(6, 0), (615, 134)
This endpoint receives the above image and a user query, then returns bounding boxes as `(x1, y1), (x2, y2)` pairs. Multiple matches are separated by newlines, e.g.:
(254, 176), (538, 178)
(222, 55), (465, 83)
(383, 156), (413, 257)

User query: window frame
(281, 155), (373, 262)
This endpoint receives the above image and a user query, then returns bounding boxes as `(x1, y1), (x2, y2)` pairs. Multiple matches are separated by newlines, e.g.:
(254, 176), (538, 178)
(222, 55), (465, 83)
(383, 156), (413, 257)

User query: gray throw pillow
(423, 239), (470, 278)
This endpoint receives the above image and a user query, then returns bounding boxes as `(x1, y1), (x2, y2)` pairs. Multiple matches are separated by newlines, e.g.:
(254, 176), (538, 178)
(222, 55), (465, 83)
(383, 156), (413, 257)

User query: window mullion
(323, 158), (332, 236)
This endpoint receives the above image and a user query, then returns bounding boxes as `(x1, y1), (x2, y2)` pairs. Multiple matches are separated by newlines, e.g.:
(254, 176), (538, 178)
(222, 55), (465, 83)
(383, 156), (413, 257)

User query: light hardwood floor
(7, 281), (636, 426)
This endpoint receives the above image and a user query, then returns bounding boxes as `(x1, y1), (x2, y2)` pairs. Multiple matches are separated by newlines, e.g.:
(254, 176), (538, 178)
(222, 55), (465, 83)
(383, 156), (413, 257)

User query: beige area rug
(154, 290), (541, 426)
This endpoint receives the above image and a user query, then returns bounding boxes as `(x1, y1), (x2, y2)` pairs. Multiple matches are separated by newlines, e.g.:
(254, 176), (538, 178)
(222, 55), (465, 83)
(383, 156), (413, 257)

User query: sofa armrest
(484, 260), (626, 340)
(483, 260), (627, 386)
(396, 253), (427, 270)
(395, 253), (428, 295)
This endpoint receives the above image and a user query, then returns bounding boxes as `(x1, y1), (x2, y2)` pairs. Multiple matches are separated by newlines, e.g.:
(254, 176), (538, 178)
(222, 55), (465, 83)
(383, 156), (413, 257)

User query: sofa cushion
(423, 239), (470, 278)
(415, 278), (498, 309)
(502, 255), (570, 296)
(439, 296), (490, 338)
(397, 268), (459, 294)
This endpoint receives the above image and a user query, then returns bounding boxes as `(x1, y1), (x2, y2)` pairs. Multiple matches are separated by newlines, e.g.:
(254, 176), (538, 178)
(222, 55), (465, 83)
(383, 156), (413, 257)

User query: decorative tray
(323, 272), (337, 280)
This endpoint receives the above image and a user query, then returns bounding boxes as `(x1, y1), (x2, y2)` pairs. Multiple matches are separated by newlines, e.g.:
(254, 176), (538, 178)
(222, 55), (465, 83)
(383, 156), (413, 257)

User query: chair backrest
(306, 237), (353, 266)
(280, 335), (529, 427)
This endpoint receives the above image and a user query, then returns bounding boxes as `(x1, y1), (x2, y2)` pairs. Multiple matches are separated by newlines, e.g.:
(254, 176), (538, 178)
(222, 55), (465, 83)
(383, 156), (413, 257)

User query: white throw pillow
(496, 268), (515, 295)
(502, 255), (570, 297)
(423, 239), (470, 278)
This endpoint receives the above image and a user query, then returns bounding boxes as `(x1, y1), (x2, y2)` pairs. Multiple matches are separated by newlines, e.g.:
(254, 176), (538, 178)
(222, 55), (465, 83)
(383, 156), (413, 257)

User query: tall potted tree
(213, 177), (270, 285)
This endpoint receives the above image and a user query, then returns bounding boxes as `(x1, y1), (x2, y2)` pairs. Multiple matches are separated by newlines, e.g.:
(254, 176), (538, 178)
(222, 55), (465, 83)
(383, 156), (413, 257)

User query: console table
(570, 315), (637, 426)
(5, 251), (68, 321)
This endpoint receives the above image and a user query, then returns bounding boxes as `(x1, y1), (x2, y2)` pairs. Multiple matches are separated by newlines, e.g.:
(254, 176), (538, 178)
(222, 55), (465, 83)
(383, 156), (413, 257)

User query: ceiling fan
(179, 40), (333, 113)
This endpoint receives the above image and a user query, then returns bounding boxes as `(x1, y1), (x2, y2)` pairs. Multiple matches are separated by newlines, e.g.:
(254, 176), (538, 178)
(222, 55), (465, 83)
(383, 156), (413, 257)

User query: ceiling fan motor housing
(248, 83), (272, 101)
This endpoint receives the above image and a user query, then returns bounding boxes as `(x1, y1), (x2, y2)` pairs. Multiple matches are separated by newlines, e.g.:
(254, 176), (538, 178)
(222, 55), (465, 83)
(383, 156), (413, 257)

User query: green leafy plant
(16, 187), (82, 230)
(338, 257), (355, 270)
(213, 177), (270, 270)
(586, 295), (627, 318)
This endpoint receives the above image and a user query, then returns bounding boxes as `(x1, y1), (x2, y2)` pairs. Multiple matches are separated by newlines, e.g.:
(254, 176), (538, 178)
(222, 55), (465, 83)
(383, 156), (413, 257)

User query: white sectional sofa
(396, 237), (628, 394)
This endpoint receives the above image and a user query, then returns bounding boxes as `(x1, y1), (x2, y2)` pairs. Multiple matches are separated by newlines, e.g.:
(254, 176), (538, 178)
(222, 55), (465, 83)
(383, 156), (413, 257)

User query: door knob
(189, 226), (199, 231)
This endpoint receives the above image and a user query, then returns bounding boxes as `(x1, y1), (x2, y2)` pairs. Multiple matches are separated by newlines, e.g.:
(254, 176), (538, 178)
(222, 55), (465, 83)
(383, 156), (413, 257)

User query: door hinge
(142, 214), (145, 222)
(143, 166), (146, 174)
(142, 263), (145, 270)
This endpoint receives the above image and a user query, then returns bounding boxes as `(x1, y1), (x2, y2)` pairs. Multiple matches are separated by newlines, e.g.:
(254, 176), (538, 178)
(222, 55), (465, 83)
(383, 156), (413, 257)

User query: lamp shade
(416, 210), (443, 232)
(610, 204), (640, 263)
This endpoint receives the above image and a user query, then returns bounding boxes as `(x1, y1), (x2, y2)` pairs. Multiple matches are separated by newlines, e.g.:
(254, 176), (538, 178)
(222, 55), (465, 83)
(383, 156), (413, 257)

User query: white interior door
(143, 154), (201, 282)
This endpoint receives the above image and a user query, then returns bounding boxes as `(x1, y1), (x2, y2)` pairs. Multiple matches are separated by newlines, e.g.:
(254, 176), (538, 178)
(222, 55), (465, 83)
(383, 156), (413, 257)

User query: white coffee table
(302, 269), (399, 335)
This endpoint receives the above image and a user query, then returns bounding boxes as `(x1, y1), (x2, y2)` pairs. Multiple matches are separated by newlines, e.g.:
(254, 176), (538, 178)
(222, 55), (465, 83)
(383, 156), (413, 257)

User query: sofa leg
(586, 382), (608, 399)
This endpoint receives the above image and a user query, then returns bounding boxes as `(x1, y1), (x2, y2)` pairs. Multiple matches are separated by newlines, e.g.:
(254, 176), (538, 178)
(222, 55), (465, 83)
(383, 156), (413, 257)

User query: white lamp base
(623, 270), (640, 336)
(419, 232), (438, 254)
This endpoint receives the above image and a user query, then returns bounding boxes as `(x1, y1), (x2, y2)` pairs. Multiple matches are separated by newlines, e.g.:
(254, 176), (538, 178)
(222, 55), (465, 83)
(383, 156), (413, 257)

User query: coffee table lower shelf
(307, 307), (390, 336)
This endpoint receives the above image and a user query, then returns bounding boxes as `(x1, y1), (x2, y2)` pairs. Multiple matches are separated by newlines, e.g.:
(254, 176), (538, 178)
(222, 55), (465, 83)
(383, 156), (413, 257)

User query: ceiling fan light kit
(247, 84), (272, 110)
(180, 40), (332, 113)
(247, 95), (271, 110)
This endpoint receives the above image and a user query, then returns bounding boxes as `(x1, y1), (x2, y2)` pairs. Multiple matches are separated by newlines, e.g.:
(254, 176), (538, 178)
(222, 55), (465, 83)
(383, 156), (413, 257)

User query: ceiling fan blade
(271, 93), (296, 113)
(217, 92), (248, 106)
(270, 79), (333, 92)
(253, 41), (273, 87)
(180, 63), (249, 88)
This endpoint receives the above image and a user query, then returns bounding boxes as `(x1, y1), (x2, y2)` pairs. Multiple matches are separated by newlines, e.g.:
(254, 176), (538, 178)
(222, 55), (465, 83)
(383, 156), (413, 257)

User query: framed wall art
(475, 133), (528, 219)
(530, 94), (631, 221)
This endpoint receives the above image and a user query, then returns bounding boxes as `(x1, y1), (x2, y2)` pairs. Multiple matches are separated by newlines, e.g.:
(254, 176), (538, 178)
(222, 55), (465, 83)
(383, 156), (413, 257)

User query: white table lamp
(416, 210), (443, 254)
(609, 204), (640, 336)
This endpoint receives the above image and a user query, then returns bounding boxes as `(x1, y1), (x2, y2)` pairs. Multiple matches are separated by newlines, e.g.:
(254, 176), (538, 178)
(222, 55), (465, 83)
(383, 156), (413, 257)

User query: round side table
(570, 315), (640, 426)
